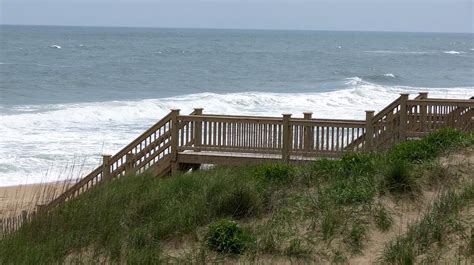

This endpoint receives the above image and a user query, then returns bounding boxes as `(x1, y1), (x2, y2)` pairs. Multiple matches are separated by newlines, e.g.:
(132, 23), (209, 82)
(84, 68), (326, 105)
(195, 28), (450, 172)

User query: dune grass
(380, 184), (474, 264)
(0, 128), (472, 264)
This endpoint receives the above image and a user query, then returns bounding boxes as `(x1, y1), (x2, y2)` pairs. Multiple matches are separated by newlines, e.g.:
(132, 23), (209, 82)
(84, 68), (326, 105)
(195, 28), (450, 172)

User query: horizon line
(1, 23), (473, 35)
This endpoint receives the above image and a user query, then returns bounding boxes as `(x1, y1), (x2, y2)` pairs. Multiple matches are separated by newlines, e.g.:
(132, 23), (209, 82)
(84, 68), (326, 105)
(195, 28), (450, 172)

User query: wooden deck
(178, 150), (321, 166)
(2, 92), (473, 236)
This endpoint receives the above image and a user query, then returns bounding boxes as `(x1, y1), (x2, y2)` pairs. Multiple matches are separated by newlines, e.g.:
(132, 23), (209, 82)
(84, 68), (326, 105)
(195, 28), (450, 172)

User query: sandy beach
(0, 181), (72, 218)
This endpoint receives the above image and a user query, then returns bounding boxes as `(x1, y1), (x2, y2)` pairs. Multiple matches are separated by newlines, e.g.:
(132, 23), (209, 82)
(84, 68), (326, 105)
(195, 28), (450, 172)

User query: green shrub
(324, 176), (377, 205)
(381, 239), (415, 264)
(381, 160), (420, 196)
(321, 208), (343, 240)
(333, 250), (347, 263)
(206, 219), (252, 254)
(374, 204), (393, 232)
(255, 163), (293, 183)
(388, 128), (469, 163)
(311, 158), (342, 178)
(212, 185), (262, 219)
(345, 222), (368, 254)
(423, 128), (464, 150)
(380, 185), (474, 263)
(313, 153), (377, 205)
(340, 152), (377, 176)
(284, 238), (311, 257)
(312, 152), (377, 179)
(388, 140), (435, 163)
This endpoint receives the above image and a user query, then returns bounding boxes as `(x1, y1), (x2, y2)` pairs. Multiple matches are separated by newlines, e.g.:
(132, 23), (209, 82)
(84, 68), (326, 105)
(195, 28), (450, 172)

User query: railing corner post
(282, 113), (292, 162)
(418, 93), (428, 132)
(365, 110), (375, 152)
(399, 93), (409, 142)
(102, 154), (112, 180)
(170, 109), (181, 174)
(21, 210), (28, 224)
(194, 108), (203, 152)
(303, 112), (313, 152)
(125, 153), (135, 175)
(418, 92), (428, 99)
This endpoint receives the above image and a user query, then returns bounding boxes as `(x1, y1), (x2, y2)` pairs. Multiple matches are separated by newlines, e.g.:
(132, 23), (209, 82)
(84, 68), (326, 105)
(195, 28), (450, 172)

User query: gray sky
(1, 0), (473, 33)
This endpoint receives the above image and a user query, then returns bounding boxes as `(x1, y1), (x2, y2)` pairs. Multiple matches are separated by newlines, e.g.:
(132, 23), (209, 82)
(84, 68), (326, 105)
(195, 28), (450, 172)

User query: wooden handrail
(179, 115), (283, 123)
(109, 111), (174, 165)
(289, 119), (365, 127)
(407, 99), (474, 107)
(372, 96), (402, 122)
(24, 94), (471, 226)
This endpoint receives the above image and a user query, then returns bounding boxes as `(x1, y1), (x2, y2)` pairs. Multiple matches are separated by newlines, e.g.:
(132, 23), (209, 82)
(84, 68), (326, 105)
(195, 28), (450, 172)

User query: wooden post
(365, 111), (375, 151)
(418, 92), (428, 132)
(102, 154), (112, 180)
(170, 109), (180, 174)
(399, 93), (409, 142)
(417, 92), (428, 99)
(36, 204), (45, 214)
(125, 153), (134, 175)
(282, 114), (292, 162)
(303, 112), (313, 152)
(21, 210), (28, 224)
(194, 108), (203, 152)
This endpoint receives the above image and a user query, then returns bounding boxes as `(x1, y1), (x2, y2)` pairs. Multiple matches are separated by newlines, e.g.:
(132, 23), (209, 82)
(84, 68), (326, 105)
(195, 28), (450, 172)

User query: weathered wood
(125, 153), (134, 175)
(102, 155), (112, 181)
(365, 111), (375, 151)
(282, 114), (292, 162)
(12, 93), (466, 238)
(399, 93), (409, 142)
(415, 92), (428, 100)
(170, 109), (180, 175)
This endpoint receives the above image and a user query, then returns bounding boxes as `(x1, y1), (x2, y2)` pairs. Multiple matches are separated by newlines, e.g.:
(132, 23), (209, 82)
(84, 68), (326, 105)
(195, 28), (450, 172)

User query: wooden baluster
(224, 122), (228, 148)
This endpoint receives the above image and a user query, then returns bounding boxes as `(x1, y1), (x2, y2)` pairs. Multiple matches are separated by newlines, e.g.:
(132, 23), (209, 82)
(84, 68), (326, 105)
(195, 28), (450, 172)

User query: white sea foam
(383, 73), (396, 78)
(443, 50), (463, 54)
(365, 50), (431, 55)
(0, 80), (472, 186)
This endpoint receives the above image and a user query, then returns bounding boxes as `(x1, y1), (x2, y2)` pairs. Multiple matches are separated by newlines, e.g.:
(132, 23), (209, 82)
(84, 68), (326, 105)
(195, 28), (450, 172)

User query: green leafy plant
(381, 160), (420, 196)
(387, 128), (468, 163)
(374, 204), (393, 232)
(206, 219), (252, 254)
(345, 222), (367, 254)
(255, 163), (294, 183)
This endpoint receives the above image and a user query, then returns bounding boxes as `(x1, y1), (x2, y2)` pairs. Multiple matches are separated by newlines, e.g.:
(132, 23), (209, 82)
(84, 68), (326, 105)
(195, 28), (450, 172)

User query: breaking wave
(0, 79), (472, 186)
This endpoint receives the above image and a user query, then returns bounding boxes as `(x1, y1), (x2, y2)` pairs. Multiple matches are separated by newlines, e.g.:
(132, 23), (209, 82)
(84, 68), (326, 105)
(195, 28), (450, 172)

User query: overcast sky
(1, 0), (473, 33)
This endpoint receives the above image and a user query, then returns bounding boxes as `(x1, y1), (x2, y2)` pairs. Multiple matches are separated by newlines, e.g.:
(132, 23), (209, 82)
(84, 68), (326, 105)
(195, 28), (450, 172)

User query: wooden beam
(282, 114), (292, 162)
(399, 93), (409, 142)
(365, 110), (375, 151)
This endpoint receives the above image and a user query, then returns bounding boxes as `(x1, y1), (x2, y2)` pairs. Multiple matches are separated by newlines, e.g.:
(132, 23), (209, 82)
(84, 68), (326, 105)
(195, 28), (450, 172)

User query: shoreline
(0, 180), (73, 218)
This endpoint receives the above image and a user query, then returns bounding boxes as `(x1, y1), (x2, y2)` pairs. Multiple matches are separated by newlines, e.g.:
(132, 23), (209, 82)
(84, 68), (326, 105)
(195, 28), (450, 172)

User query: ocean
(0, 25), (473, 186)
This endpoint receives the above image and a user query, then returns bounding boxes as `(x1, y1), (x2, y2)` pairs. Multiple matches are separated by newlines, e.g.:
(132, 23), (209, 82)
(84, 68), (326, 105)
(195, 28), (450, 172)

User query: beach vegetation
(0, 129), (472, 263)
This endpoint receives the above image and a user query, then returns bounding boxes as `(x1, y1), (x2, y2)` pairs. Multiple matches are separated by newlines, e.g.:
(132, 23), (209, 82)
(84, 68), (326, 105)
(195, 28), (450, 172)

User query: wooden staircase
(40, 92), (474, 213)
(2, 92), (472, 236)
